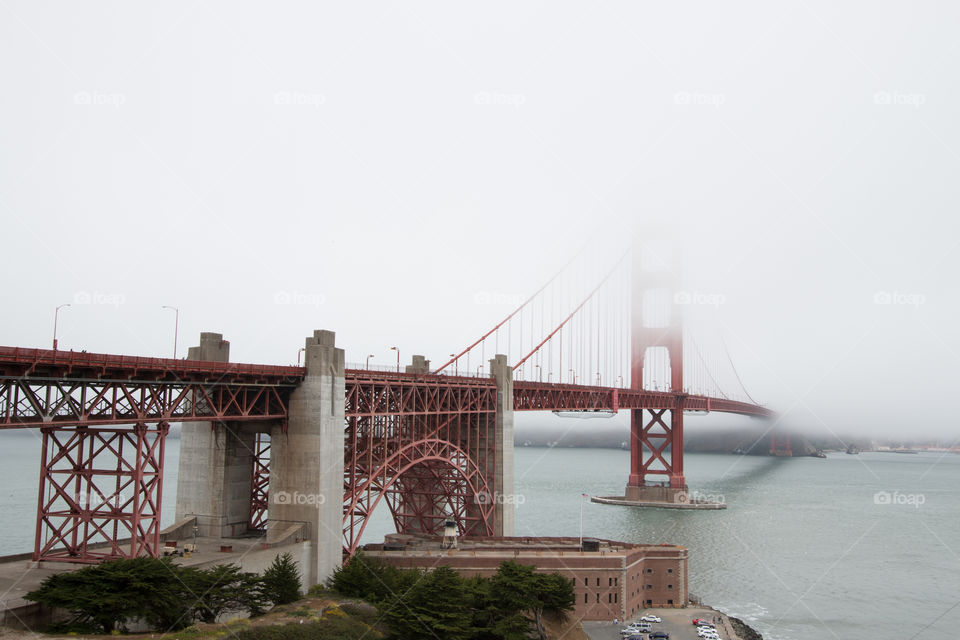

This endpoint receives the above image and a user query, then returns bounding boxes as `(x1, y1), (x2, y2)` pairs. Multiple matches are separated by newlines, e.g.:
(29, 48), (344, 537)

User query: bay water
(2, 430), (957, 638)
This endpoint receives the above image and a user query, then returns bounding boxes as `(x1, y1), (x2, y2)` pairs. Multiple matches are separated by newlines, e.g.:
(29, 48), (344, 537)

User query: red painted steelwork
(34, 423), (168, 563)
(249, 432), (271, 531)
(342, 370), (497, 554)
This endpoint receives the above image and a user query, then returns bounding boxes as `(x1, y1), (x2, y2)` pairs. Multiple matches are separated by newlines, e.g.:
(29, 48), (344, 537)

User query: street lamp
(450, 354), (457, 376)
(391, 346), (399, 372)
(535, 364), (542, 382)
(366, 354), (375, 368)
(161, 306), (179, 359)
(596, 372), (602, 386)
(52, 303), (71, 350)
(569, 368), (576, 384)
(297, 347), (306, 366)
(476, 365), (483, 376)
(617, 374), (623, 388)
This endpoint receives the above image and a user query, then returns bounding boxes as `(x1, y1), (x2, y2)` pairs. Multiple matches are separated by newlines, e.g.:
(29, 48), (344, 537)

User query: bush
(25, 557), (191, 633)
(327, 550), (420, 603)
(26, 557), (274, 632)
(263, 552), (302, 606)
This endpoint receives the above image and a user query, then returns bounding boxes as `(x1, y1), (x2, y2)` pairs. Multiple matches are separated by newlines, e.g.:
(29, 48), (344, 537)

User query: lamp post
(476, 365), (483, 376)
(596, 372), (602, 386)
(579, 492), (588, 547)
(535, 364), (542, 382)
(391, 346), (399, 372)
(366, 354), (375, 368)
(450, 354), (457, 376)
(161, 306), (179, 359)
(569, 368), (576, 384)
(297, 347), (306, 366)
(52, 303), (71, 350)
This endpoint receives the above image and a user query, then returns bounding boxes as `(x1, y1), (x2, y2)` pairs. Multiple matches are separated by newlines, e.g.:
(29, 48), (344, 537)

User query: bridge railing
(0, 346), (306, 381)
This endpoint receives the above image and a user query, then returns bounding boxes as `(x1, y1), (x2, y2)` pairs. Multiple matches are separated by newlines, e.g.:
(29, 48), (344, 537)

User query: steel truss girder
(0, 377), (290, 428)
(512, 382), (772, 418)
(34, 423), (168, 563)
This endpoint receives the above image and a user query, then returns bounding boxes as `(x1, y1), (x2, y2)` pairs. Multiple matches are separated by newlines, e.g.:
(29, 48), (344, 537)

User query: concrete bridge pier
(176, 333), (262, 538)
(489, 354), (515, 536)
(267, 330), (345, 590)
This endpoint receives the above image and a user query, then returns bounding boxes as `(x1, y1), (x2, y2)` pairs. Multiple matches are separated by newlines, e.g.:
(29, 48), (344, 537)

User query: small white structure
(441, 518), (458, 549)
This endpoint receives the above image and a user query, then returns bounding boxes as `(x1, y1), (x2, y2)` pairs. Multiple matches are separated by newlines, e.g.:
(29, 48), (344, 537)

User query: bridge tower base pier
(490, 354), (515, 536)
(268, 330), (346, 590)
(175, 333), (265, 538)
(623, 407), (688, 506)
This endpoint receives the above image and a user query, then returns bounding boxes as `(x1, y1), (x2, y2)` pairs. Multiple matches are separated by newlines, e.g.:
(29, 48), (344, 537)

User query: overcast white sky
(2, 2), (958, 439)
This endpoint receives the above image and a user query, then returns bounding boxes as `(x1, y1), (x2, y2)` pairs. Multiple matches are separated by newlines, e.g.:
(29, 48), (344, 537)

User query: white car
(641, 615), (662, 623)
(698, 630), (720, 639)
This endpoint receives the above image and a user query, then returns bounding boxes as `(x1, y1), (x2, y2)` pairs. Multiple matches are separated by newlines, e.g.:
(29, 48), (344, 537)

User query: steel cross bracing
(34, 423), (168, 563)
(342, 369), (497, 554)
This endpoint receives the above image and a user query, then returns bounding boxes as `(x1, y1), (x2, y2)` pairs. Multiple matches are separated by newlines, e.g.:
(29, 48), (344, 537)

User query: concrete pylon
(268, 330), (345, 590)
(405, 355), (431, 374)
(489, 354), (515, 536)
(176, 333), (259, 537)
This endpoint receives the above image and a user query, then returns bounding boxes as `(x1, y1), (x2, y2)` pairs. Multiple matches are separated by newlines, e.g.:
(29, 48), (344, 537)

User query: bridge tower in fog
(625, 245), (688, 503)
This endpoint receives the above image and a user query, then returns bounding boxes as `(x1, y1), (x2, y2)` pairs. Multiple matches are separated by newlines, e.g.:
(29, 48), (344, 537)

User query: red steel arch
(342, 439), (495, 554)
(342, 370), (498, 553)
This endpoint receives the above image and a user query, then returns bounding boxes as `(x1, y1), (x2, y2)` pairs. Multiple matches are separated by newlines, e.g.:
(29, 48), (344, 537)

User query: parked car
(641, 615), (662, 623)
(649, 632), (669, 640)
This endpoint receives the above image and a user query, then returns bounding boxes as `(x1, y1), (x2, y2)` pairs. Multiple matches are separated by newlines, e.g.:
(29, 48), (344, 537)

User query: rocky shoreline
(727, 614), (763, 640)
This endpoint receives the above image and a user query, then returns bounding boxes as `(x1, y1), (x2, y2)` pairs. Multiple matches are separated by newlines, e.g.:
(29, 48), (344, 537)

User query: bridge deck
(0, 346), (771, 429)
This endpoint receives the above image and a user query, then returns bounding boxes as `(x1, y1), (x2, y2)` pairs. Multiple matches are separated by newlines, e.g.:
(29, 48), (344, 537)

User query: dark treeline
(25, 553), (302, 633)
(329, 551), (576, 640)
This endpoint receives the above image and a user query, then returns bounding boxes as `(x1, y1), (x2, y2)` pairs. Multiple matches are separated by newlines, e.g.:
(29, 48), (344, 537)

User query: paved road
(582, 606), (736, 640)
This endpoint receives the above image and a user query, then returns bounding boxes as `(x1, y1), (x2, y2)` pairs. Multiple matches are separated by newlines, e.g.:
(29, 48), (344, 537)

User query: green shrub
(263, 552), (302, 606)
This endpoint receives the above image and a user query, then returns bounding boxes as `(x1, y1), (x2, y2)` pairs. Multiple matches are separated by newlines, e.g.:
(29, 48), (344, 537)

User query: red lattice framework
(249, 433), (271, 531)
(342, 370), (498, 554)
(0, 346), (300, 563)
(35, 423), (168, 563)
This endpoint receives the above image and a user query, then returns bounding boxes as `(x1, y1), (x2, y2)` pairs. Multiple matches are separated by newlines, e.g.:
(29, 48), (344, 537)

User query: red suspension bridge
(0, 245), (775, 585)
